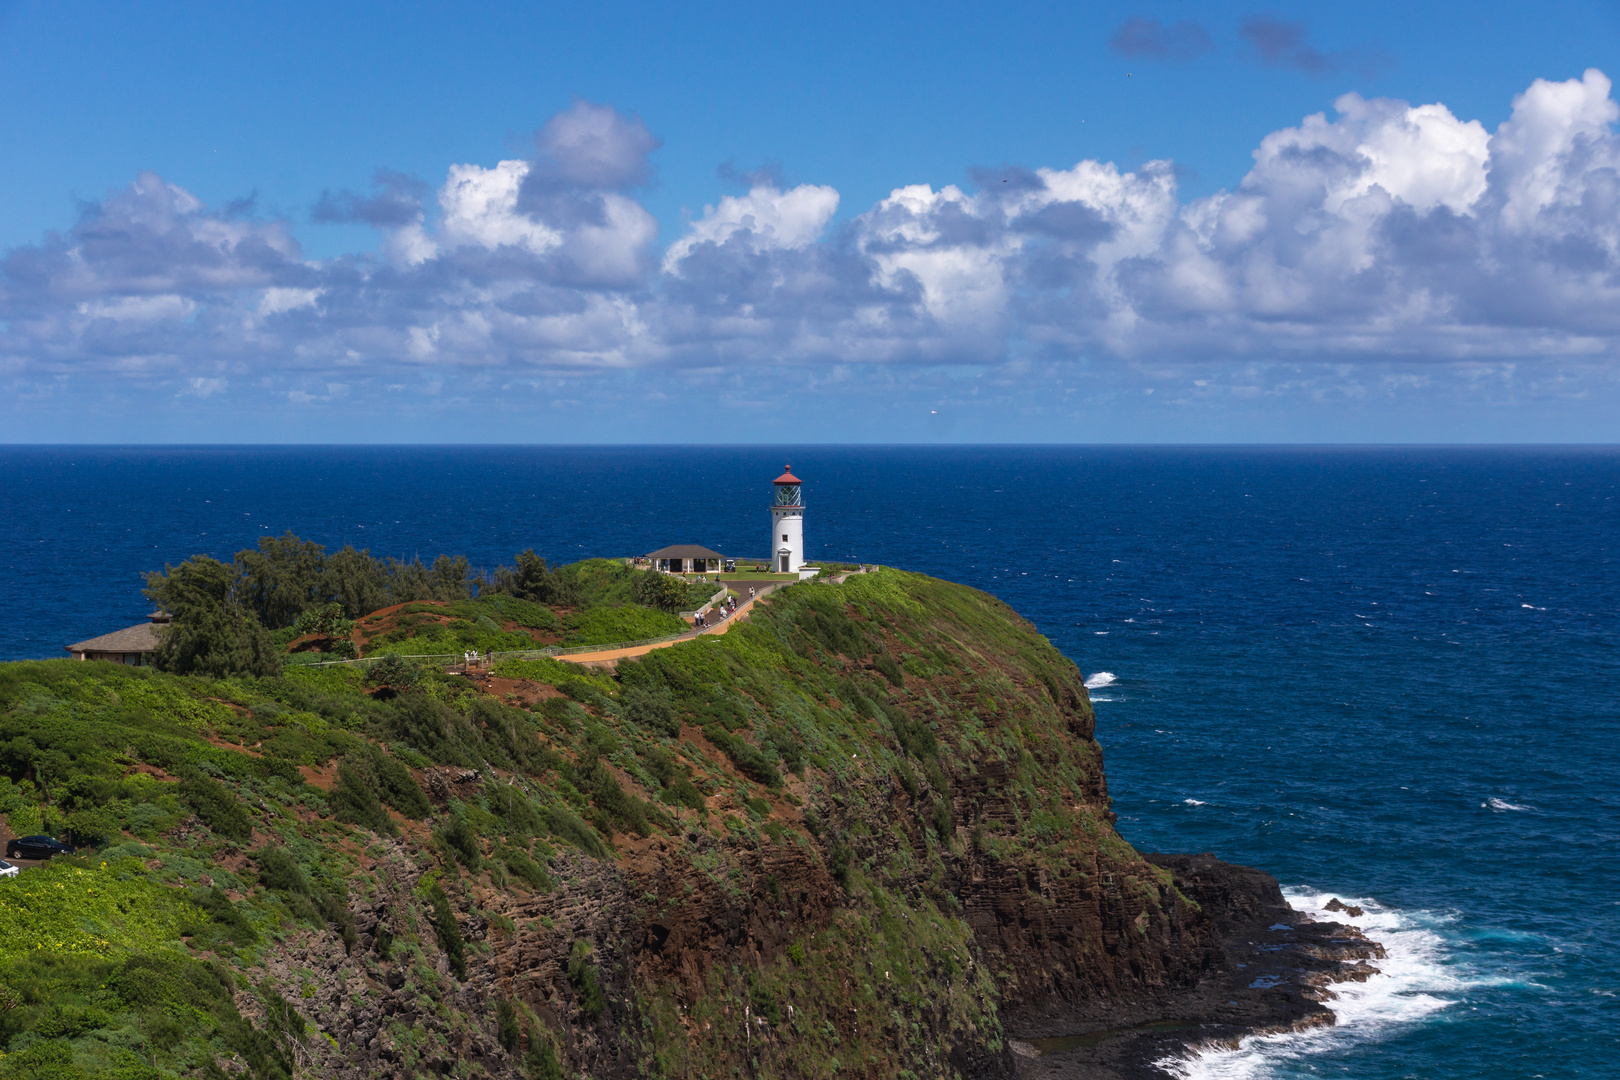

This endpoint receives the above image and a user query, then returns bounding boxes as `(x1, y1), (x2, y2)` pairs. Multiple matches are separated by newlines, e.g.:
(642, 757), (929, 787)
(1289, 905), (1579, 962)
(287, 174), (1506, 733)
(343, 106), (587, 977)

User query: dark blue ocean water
(2, 445), (1616, 1077)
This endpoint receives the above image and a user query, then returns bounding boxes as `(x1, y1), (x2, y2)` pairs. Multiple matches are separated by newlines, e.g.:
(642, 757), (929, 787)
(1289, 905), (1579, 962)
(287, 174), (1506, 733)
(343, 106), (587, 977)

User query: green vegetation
(0, 560), (1182, 1080)
(561, 604), (686, 646)
(144, 555), (281, 678)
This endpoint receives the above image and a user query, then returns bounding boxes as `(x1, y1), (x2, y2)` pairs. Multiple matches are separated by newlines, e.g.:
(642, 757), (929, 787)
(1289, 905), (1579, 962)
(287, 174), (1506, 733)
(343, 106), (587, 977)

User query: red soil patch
(204, 733), (264, 756)
(299, 762), (338, 792)
(482, 677), (564, 707)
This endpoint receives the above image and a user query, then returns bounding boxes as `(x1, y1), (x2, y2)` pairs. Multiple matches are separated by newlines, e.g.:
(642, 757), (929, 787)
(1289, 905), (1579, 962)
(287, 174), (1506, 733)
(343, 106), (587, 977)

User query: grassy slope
(0, 569), (1178, 1080)
(343, 560), (693, 660)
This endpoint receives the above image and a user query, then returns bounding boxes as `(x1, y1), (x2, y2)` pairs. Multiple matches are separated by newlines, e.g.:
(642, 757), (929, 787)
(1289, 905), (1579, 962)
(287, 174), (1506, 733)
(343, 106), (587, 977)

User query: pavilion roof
(646, 544), (725, 560)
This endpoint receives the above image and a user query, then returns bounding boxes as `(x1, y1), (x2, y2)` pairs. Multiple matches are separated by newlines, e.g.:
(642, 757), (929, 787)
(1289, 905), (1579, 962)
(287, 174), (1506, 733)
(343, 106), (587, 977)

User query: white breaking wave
(1157, 890), (1461, 1080)
(1183, 798), (1207, 806)
(1484, 797), (1533, 812)
(1084, 672), (1117, 689)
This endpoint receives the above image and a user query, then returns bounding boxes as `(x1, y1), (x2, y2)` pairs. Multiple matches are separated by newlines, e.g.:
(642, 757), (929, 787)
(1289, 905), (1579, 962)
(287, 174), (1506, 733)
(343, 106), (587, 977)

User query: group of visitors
(692, 594), (741, 631)
(462, 650), (481, 666)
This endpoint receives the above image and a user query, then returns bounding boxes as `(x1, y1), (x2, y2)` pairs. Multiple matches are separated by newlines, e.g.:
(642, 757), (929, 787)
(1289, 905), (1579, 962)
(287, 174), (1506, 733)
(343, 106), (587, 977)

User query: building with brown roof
(65, 612), (170, 666)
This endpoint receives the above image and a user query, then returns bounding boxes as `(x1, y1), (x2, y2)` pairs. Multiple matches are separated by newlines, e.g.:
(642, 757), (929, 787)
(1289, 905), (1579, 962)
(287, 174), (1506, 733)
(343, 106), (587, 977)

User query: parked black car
(4, 835), (75, 860)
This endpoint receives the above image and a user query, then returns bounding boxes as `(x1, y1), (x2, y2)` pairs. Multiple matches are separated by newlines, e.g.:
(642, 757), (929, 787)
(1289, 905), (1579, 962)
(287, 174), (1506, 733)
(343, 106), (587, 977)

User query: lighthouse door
(779, 554), (790, 573)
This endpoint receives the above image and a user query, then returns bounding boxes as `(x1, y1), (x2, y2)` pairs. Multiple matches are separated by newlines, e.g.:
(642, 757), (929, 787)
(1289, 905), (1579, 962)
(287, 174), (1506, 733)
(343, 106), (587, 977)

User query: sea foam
(1156, 890), (1460, 1079)
(1084, 671), (1117, 689)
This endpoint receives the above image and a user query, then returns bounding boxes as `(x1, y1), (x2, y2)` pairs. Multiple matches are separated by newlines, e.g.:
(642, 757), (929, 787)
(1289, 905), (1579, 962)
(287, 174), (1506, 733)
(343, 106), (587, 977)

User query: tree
(322, 545), (391, 618)
(144, 556), (281, 678)
(631, 568), (688, 612)
(236, 531), (328, 628)
(429, 554), (474, 600)
(489, 549), (583, 606)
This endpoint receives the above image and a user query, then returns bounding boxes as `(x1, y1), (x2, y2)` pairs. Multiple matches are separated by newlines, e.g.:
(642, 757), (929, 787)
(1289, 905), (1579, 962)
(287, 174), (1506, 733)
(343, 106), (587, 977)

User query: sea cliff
(0, 569), (1378, 1079)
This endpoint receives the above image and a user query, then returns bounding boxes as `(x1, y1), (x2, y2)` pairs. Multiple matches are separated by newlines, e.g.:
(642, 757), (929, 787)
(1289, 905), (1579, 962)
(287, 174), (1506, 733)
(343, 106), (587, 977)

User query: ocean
(3, 445), (1616, 1077)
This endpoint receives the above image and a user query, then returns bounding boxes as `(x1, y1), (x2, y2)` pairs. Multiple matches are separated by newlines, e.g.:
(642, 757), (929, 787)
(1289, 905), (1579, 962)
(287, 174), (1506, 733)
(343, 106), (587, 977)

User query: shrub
(702, 725), (780, 789)
(180, 775), (253, 843)
(828, 836), (853, 885)
(932, 797), (953, 843)
(330, 760), (396, 835)
(191, 885), (259, 947)
(630, 570), (688, 613)
(540, 804), (607, 859)
(501, 846), (553, 891)
(892, 713), (938, 761)
(424, 882), (466, 979)
(566, 940), (605, 1020)
(620, 686), (678, 737)
(331, 744), (427, 833)
(662, 775), (704, 812)
(253, 848), (310, 895)
(364, 653), (420, 691)
(873, 652), (906, 687)
(64, 805), (120, 847)
(496, 998), (521, 1052)
(489, 784), (544, 840)
(436, 812), (482, 871)
(575, 757), (650, 838)
(524, 1031), (563, 1080)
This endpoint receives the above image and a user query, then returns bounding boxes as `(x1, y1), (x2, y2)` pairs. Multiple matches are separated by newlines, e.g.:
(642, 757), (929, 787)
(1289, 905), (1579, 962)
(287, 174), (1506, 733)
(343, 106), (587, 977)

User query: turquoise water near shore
(3, 445), (1616, 1077)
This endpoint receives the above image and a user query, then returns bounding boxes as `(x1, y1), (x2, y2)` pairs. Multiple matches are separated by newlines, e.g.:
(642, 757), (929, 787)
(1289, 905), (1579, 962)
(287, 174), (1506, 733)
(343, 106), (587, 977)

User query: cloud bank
(3, 76), (1619, 412)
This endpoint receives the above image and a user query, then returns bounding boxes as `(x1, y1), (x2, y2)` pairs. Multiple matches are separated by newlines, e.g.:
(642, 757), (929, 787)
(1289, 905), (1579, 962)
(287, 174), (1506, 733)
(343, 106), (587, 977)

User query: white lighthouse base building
(772, 507), (803, 573)
(770, 466), (807, 573)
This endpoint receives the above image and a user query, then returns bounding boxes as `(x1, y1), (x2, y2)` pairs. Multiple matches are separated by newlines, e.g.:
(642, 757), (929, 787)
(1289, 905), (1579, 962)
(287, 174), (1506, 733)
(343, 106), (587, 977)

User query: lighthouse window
(782, 534), (788, 542)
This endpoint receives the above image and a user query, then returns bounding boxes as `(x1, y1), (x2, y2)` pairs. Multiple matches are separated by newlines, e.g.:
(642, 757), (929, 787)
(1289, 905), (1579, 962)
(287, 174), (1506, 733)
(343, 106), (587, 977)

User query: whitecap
(1182, 798), (1207, 806)
(1084, 672), (1117, 689)
(1484, 797), (1532, 812)
(1156, 890), (1462, 1080)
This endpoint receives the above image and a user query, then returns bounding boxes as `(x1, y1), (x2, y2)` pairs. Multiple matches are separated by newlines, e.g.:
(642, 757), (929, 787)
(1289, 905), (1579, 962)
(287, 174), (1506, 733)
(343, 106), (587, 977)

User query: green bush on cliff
(177, 774), (253, 843)
(620, 685), (679, 736)
(566, 940), (605, 1020)
(539, 803), (608, 859)
(702, 724), (780, 789)
(424, 881), (466, 980)
(436, 811), (483, 871)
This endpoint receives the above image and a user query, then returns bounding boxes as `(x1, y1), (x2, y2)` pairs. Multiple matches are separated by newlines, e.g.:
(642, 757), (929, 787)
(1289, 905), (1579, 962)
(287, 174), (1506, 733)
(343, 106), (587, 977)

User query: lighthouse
(771, 465), (805, 574)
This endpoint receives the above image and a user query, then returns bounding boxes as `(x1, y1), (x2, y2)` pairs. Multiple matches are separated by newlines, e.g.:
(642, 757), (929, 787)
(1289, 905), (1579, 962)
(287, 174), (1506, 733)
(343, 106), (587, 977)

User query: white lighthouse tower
(771, 465), (805, 574)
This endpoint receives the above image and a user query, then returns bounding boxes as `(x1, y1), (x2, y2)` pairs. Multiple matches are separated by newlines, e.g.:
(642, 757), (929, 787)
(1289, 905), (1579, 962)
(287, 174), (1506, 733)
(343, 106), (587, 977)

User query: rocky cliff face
(0, 570), (1377, 1080)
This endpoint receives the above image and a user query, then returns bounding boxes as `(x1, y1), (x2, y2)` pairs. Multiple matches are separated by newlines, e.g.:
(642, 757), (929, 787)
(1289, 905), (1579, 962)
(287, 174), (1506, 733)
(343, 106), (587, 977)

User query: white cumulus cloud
(2, 76), (1618, 408)
(664, 183), (839, 272)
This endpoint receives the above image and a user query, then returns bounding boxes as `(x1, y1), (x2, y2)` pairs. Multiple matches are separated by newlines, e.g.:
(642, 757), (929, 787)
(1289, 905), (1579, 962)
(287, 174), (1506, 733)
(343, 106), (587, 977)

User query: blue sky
(2, 0), (1618, 442)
